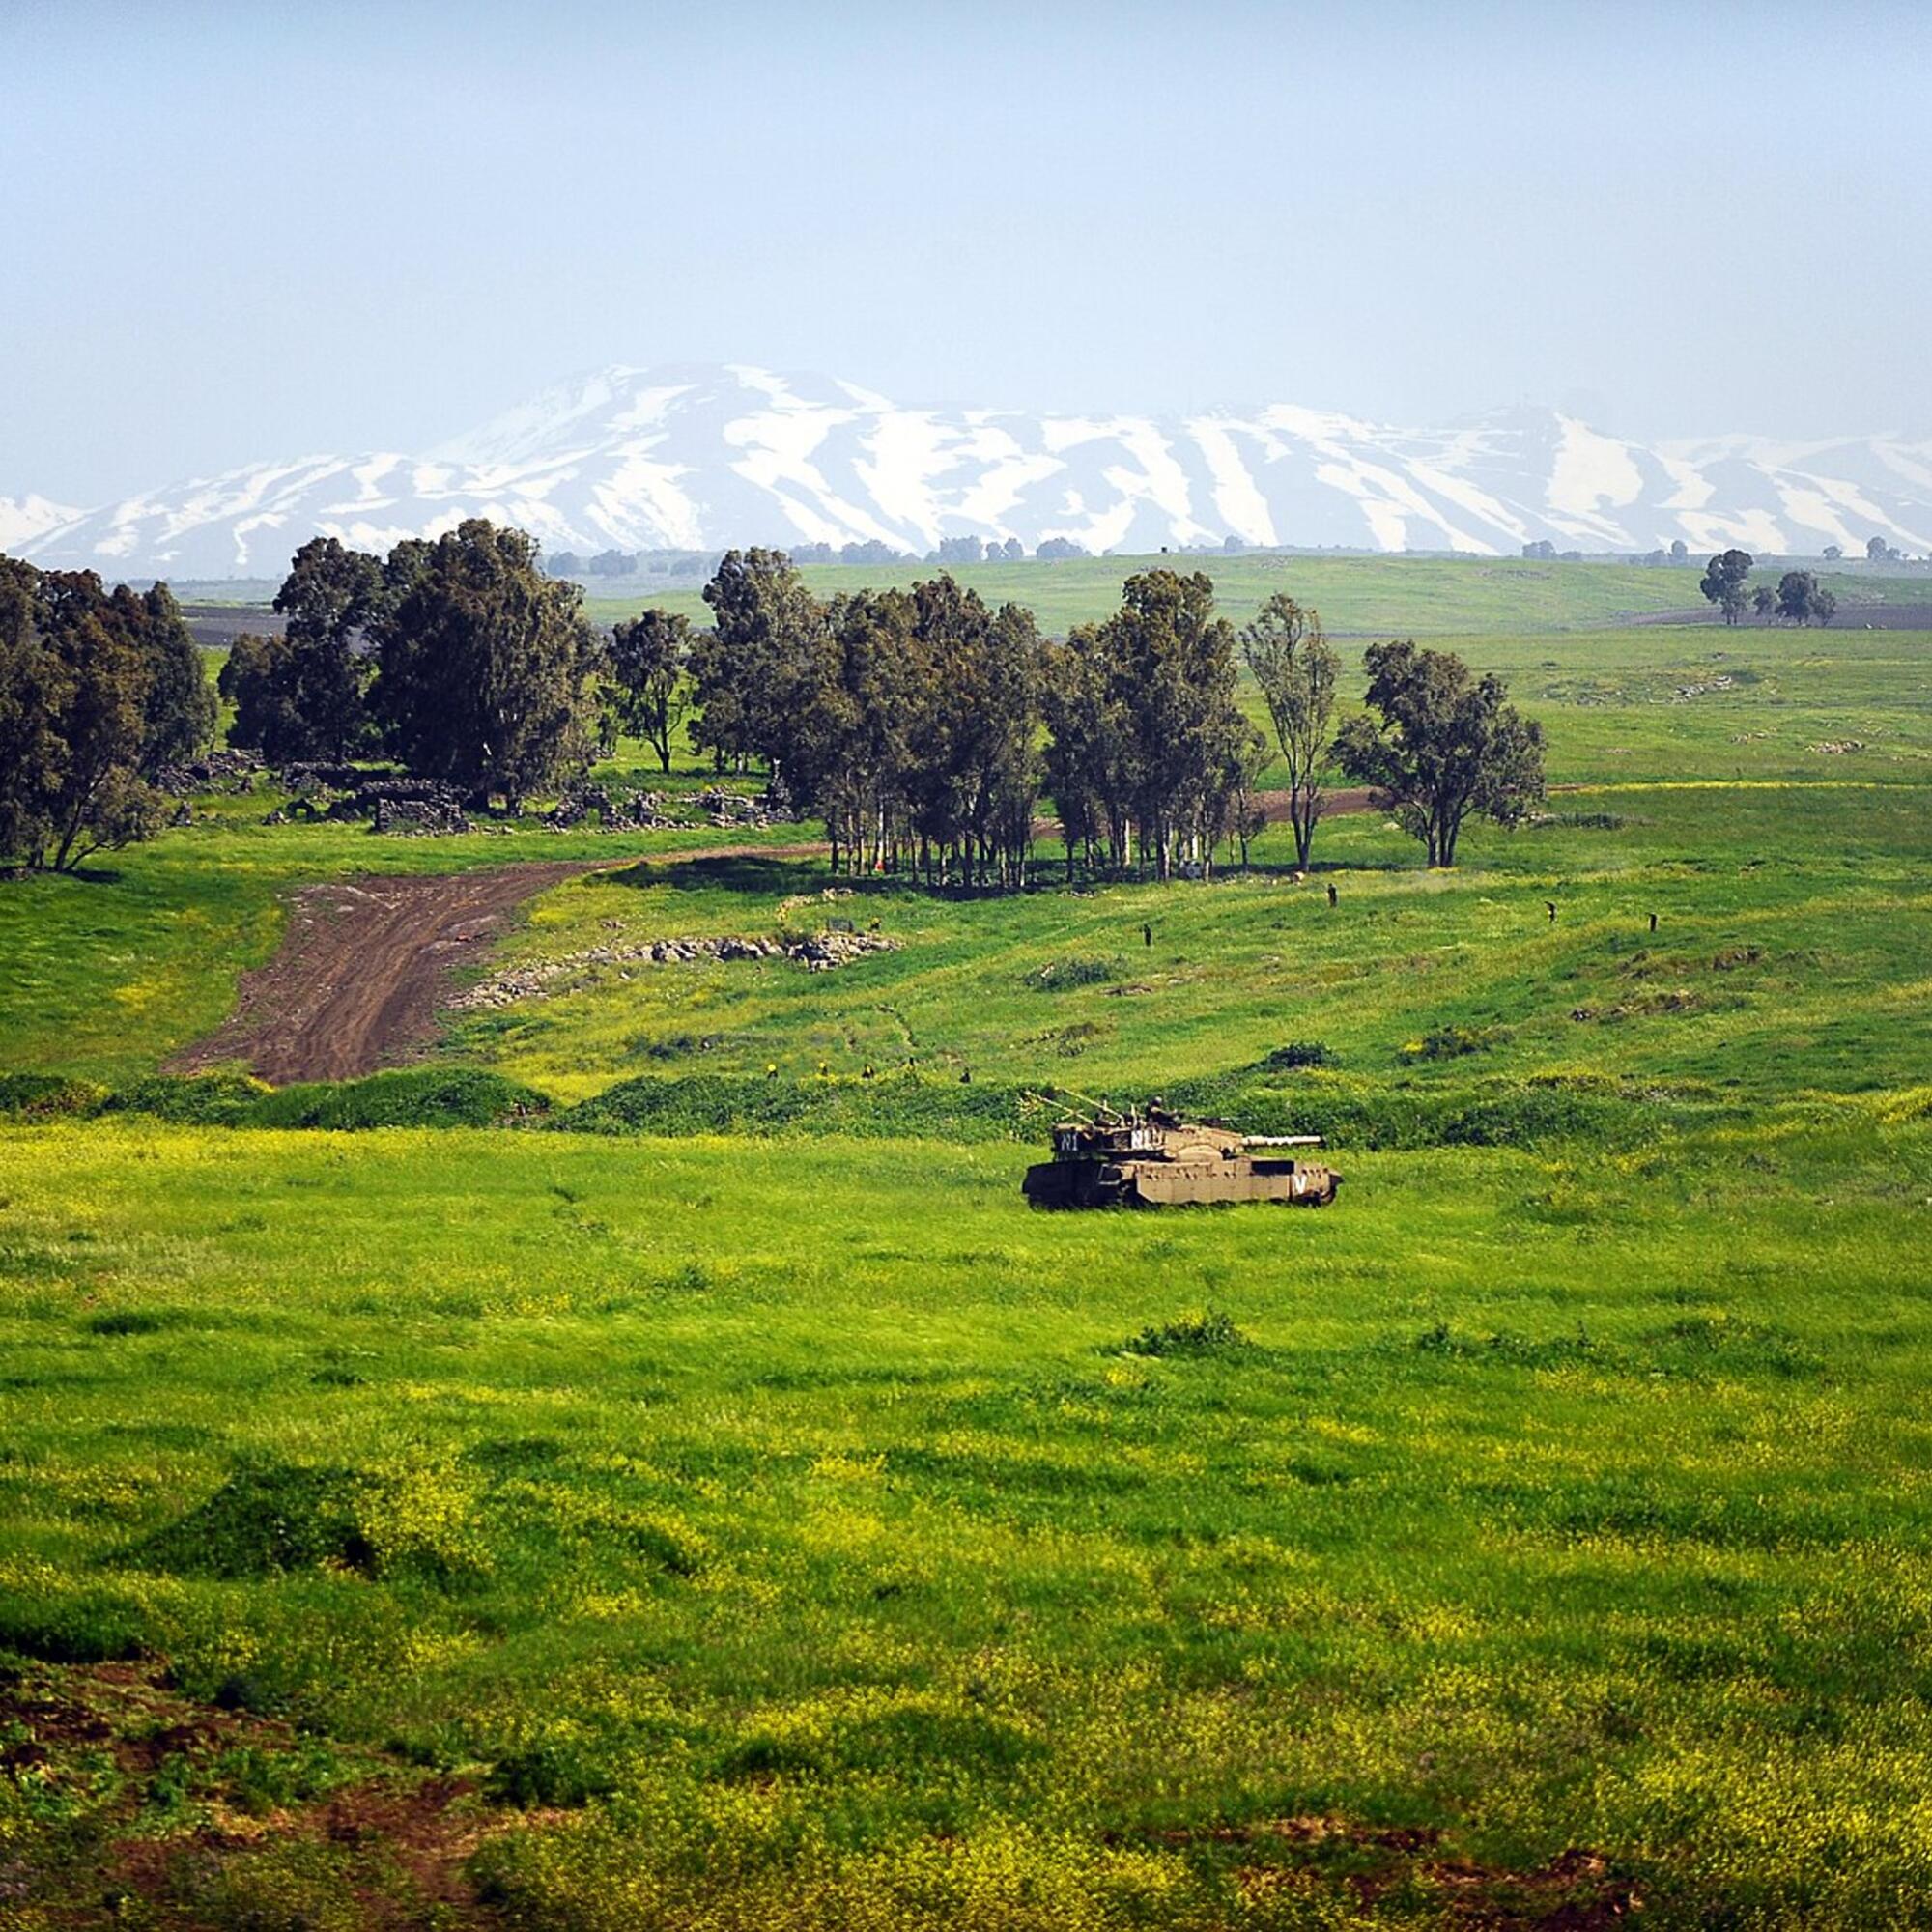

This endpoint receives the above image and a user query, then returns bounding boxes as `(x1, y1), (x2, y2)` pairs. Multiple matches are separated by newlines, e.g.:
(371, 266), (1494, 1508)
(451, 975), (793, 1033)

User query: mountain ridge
(12, 363), (1930, 578)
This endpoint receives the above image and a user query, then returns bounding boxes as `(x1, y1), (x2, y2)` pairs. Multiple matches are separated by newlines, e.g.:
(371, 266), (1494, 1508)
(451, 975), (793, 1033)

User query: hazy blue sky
(5, 0), (1928, 503)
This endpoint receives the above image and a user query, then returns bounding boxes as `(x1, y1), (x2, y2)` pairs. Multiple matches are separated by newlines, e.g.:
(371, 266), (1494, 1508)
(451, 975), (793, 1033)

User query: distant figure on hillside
(817, 1061), (830, 1077)
(1142, 923), (1152, 947)
(1547, 901), (1558, 923)
(1649, 911), (1658, 933)
(960, 1066), (972, 1083)
(1326, 883), (1338, 908)
(766, 1063), (778, 1079)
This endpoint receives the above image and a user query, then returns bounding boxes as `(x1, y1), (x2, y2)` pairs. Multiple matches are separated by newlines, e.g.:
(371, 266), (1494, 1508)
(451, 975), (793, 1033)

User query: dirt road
(170, 845), (832, 1084)
(170, 864), (593, 1084)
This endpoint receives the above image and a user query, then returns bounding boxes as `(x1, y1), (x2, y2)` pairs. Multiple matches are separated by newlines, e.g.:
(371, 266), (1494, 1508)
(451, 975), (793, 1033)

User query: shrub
(1027, 956), (1119, 994)
(248, 1067), (551, 1129)
(1263, 1041), (1333, 1070)
(0, 1588), (145, 1663)
(1166, 1068), (1732, 1152)
(1118, 1311), (1251, 1357)
(1401, 1025), (1505, 1063)
(489, 1738), (617, 1808)
(102, 1071), (271, 1125)
(85, 1308), (192, 1337)
(0, 1072), (107, 1120)
(557, 1074), (1026, 1142)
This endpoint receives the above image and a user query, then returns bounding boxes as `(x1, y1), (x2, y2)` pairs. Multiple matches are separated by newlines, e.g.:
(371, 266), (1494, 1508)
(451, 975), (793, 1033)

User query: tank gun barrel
(1052, 1084), (1122, 1122)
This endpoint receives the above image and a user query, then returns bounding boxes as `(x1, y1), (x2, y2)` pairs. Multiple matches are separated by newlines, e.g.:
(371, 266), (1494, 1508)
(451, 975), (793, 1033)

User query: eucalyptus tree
(1240, 592), (1339, 867)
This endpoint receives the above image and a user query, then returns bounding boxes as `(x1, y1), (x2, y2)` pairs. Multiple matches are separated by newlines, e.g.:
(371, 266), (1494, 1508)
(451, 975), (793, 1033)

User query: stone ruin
(544, 782), (684, 833)
(151, 751), (262, 798)
(696, 786), (793, 829)
(372, 793), (473, 837)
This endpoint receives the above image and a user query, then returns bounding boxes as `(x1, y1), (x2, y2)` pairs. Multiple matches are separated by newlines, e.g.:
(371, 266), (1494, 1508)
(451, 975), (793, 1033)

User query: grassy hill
(3, 601), (1931, 1926)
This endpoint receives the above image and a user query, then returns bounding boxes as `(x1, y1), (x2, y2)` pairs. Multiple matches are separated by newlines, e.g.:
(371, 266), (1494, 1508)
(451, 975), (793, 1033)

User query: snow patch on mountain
(0, 495), (82, 553)
(10, 364), (1932, 578)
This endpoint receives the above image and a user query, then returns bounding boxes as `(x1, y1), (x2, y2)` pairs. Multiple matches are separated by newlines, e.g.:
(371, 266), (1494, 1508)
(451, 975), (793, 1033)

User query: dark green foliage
(1405, 1024), (1502, 1061)
(373, 520), (604, 807)
(129, 582), (217, 774)
(84, 1309), (191, 1337)
(1263, 1041), (1334, 1070)
(0, 1072), (107, 1119)
(129, 1463), (384, 1578)
(102, 1071), (271, 1124)
(1119, 1311), (1251, 1356)
(1699, 548), (1754, 625)
(0, 557), (173, 870)
(1241, 592), (1339, 867)
(1331, 639), (1546, 866)
(1027, 956), (1119, 992)
(248, 1068), (550, 1130)
(557, 1072), (1027, 1140)
(0, 1589), (145, 1663)
(1168, 1069), (1729, 1151)
(1776, 570), (1838, 627)
(689, 556), (1044, 885)
(690, 547), (823, 776)
(223, 538), (386, 763)
(1041, 570), (1249, 881)
(488, 1739), (616, 1808)
(607, 607), (692, 772)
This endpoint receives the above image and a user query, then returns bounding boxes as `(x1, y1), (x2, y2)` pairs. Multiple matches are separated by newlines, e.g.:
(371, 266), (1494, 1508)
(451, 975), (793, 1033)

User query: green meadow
(3, 566), (1931, 1927)
(578, 553), (1931, 638)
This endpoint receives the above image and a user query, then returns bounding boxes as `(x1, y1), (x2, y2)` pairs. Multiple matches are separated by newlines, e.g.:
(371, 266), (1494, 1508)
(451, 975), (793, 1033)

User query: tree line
(2, 519), (1548, 880)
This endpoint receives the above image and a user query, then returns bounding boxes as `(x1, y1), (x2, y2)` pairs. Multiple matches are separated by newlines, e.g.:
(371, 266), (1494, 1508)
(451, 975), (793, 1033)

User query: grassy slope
(448, 785), (1932, 1107)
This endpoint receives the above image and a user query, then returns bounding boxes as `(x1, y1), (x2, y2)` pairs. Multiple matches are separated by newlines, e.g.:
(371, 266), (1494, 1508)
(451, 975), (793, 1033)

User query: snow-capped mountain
(0, 495), (81, 554)
(12, 363), (1931, 578)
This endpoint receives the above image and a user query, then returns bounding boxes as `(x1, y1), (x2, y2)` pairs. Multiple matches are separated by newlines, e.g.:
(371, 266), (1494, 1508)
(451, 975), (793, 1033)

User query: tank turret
(1021, 1097), (1340, 1208)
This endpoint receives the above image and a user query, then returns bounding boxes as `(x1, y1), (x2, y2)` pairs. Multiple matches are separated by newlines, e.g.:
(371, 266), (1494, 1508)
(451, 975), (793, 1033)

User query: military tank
(1021, 1096), (1340, 1209)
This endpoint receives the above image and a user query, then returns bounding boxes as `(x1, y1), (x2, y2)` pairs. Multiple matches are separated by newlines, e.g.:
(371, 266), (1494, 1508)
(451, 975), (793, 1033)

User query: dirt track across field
(170, 846), (832, 1085)
(172, 796), (1406, 1086)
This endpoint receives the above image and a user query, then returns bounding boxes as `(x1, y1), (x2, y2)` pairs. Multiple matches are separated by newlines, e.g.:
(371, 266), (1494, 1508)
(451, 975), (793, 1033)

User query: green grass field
(579, 554), (1932, 639)
(174, 553), (1931, 641)
(4, 573), (1931, 1927)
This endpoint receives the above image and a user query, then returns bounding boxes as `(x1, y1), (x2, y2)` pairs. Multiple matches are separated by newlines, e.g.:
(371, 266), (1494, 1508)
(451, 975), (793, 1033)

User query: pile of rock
(151, 751), (263, 797)
(450, 927), (899, 1011)
(786, 929), (898, 972)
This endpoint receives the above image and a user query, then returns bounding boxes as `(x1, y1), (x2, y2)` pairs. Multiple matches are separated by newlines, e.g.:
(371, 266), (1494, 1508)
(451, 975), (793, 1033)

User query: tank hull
(1022, 1155), (1339, 1209)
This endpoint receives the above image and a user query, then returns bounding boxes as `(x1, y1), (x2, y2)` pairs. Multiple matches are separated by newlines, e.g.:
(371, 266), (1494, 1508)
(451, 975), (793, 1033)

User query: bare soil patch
(171, 863), (595, 1084)
(171, 844), (845, 1084)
